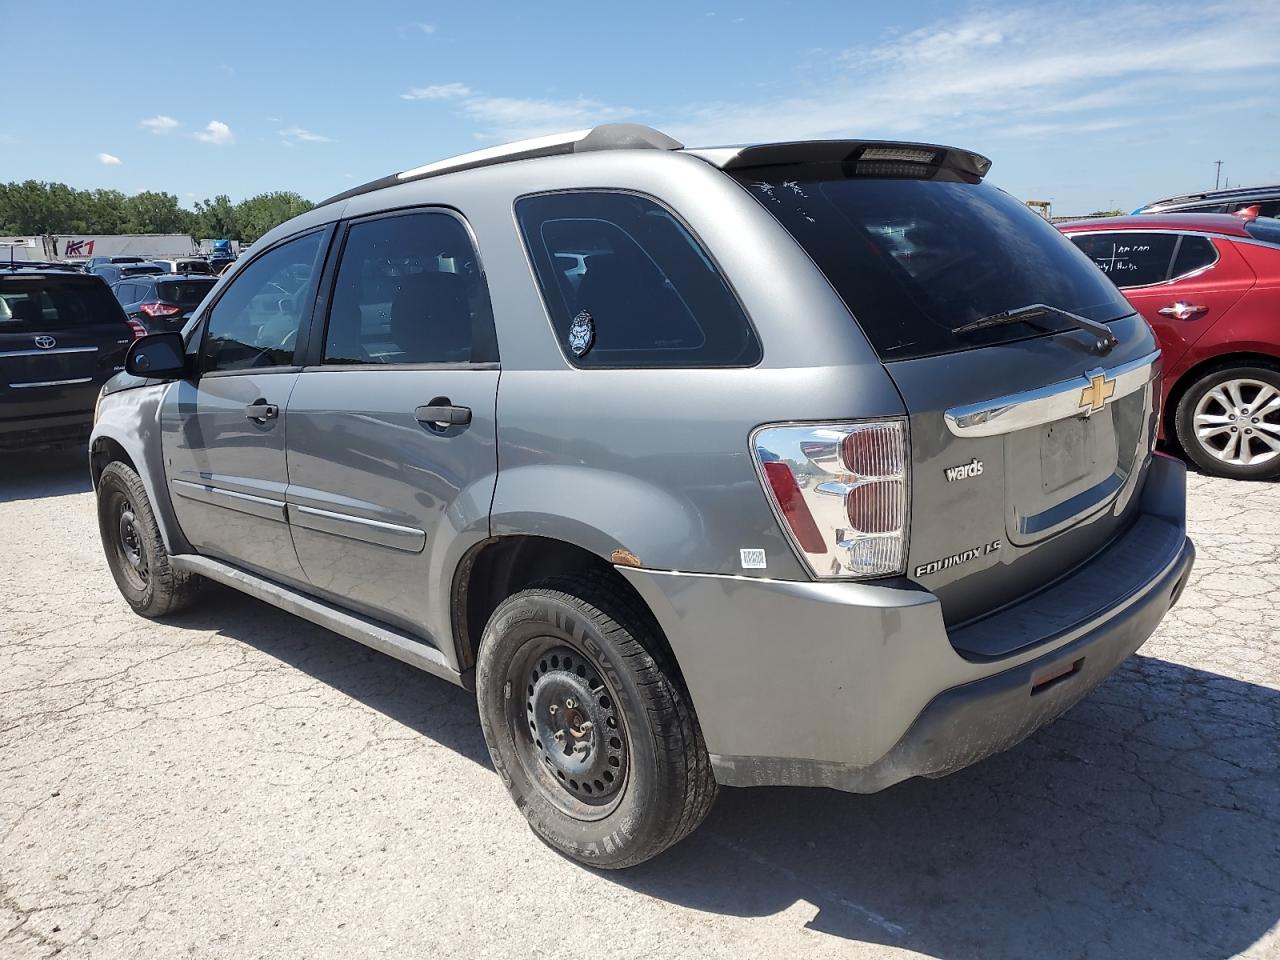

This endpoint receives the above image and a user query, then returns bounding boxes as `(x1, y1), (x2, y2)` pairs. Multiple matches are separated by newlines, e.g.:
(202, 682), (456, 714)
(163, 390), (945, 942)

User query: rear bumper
(620, 453), (1193, 792)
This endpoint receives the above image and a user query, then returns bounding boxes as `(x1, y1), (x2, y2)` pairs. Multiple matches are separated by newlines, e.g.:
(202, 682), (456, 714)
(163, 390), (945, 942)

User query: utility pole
(1215, 160), (1223, 190)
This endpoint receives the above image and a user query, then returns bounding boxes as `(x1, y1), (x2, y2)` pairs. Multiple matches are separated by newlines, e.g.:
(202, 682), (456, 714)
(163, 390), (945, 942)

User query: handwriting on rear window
(1092, 241), (1151, 275)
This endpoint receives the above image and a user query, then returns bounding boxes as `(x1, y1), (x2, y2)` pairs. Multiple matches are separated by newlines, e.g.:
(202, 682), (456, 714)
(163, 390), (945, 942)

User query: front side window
(199, 230), (323, 373)
(516, 191), (760, 368)
(1068, 232), (1178, 288)
(322, 211), (496, 365)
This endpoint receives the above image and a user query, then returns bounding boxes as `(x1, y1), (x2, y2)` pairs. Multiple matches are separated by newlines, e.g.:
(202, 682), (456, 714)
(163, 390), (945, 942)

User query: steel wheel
(506, 639), (630, 820)
(110, 491), (150, 591)
(1192, 377), (1280, 467)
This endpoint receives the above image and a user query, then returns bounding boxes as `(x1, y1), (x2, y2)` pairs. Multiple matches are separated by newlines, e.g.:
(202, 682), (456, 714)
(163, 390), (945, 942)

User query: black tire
(1174, 363), (1280, 480)
(475, 572), (717, 869)
(97, 461), (204, 617)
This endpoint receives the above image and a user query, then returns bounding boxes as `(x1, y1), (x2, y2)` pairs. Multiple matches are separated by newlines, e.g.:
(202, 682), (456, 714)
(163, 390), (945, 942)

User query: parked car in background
(1134, 185), (1280, 219)
(91, 125), (1193, 868)
(111, 274), (218, 333)
(208, 239), (237, 275)
(150, 258), (212, 275)
(88, 261), (166, 286)
(0, 267), (137, 450)
(1059, 213), (1280, 480)
(84, 255), (146, 273)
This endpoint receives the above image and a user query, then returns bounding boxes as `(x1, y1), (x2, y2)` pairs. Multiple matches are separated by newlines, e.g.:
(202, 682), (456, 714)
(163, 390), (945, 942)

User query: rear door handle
(245, 401), (279, 422)
(1158, 302), (1207, 320)
(415, 399), (471, 429)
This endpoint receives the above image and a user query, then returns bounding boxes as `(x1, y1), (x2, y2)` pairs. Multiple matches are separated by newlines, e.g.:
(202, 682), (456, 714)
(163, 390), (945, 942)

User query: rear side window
(1169, 236), (1218, 280)
(516, 191), (760, 368)
(0, 277), (126, 330)
(156, 279), (216, 307)
(734, 168), (1132, 361)
(1068, 232), (1177, 287)
(322, 211), (497, 365)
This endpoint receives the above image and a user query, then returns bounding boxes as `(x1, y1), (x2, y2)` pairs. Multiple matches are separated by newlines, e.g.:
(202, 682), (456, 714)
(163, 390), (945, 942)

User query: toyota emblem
(33, 335), (57, 349)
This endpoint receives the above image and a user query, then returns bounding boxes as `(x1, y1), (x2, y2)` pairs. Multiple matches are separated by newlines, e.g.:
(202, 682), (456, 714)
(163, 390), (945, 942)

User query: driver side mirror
(125, 331), (191, 380)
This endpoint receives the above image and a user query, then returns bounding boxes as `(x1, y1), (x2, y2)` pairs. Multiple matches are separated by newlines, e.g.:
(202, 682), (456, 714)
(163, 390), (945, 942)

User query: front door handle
(415, 398), (471, 429)
(245, 400), (279, 422)
(1158, 302), (1207, 320)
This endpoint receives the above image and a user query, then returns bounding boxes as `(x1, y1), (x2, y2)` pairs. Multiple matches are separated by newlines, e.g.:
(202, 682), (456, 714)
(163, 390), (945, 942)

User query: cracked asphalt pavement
(1, 449), (1277, 959)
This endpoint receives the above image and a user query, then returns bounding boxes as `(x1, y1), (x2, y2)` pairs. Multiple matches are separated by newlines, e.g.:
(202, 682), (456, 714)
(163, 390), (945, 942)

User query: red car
(1059, 213), (1280, 480)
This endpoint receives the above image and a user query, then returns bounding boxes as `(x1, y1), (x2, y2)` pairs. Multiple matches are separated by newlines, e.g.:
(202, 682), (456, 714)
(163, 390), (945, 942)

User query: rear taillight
(753, 420), (909, 578)
(126, 319), (147, 340)
(139, 302), (182, 318)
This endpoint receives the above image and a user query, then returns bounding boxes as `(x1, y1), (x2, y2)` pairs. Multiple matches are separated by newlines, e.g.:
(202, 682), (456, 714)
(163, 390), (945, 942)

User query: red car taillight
(753, 420), (909, 578)
(126, 319), (147, 340)
(139, 302), (182, 318)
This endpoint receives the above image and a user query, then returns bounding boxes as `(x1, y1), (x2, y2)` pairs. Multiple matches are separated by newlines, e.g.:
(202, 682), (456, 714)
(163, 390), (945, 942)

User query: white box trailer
(0, 237), (47, 263)
(49, 234), (198, 264)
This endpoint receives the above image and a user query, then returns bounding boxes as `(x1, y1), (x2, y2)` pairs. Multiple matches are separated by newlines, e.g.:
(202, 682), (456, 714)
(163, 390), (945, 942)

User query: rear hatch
(0, 273), (133, 427)
(731, 157), (1159, 643)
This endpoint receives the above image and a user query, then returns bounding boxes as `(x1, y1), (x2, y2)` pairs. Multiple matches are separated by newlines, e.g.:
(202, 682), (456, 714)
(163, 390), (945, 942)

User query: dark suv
(111, 274), (218, 333)
(91, 125), (1194, 868)
(1135, 184), (1280, 219)
(0, 268), (136, 450)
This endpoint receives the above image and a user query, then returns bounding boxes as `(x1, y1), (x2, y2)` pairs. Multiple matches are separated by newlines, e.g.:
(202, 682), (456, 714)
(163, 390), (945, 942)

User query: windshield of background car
(157, 279), (216, 307)
(731, 164), (1134, 361)
(0, 276), (126, 330)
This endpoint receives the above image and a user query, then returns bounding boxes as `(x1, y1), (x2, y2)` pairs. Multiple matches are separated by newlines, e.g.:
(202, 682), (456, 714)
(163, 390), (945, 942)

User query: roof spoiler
(319, 124), (684, 206)
(685, 140), (993, 179)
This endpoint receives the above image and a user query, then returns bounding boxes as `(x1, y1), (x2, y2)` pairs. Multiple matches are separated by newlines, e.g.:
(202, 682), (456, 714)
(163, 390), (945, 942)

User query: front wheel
(475, 572), (717, 869)
(97, 461), (204, 617)
(1174, 364), (1280, 480)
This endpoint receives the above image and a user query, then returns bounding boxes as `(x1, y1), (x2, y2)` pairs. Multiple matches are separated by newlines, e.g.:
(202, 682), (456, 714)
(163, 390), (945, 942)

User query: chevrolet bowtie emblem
(1079, 371), (1116, 413)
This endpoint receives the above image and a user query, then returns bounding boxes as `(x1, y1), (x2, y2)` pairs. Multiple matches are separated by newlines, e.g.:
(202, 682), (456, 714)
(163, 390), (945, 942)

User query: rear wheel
(97, 461), (203, 617)
(475, 572), (717, 869)
(1174, 364), (1280, 480)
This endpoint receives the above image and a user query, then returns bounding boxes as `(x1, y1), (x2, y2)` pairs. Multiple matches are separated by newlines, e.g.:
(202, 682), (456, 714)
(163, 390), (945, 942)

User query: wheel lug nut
(1246, 429), (1253, 435)
(1231, 427), (1238, 432)
(1253, 418), (1259, 424)
(565, 697), (577, 709)
(579, 721), (593, 733)
(548, 704), (557, 715)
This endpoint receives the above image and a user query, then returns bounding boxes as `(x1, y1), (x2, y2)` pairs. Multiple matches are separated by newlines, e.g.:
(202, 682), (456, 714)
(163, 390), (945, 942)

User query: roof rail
(319, 123), (683, 206)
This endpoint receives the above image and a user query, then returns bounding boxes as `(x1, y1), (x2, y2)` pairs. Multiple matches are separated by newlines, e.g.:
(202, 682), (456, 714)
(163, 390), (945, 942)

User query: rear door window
(516, 191), (760, 367)
(733, 168), (1132, 361)
(321, 210), (497, 365)
(1068, 232), (1177, 287)
(1169, 235), (1218, 280)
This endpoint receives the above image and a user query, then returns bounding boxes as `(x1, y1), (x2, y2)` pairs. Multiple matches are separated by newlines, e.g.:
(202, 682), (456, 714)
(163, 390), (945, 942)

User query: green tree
(121, 191), (193, 234)
(191, 194), (237, 240)
(233, 192), (313, 243)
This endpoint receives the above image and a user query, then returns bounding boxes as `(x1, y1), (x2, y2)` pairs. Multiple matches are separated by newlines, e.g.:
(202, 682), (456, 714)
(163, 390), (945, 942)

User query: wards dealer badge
(568, 310), (595, 358)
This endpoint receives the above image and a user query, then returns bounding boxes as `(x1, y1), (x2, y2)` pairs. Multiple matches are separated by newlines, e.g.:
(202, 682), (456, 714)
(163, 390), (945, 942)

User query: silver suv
(91, 125), (1195, 868)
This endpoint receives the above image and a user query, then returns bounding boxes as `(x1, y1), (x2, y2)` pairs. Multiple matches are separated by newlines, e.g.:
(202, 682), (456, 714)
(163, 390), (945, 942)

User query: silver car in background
(90, 125), (1194, 868)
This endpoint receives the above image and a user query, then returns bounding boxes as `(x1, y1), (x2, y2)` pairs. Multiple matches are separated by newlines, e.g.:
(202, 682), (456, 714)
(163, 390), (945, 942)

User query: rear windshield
(157, 279), (216, 307)
(176, 261), (212, 274)
(0, 276), (126, 330)
(733, 166), (1134, 361)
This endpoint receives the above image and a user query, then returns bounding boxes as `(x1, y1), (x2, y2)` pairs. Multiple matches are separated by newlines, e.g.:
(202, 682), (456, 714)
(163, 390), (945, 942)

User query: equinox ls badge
(1079, 369), (1116, 414)
(944, 458), (984, 482)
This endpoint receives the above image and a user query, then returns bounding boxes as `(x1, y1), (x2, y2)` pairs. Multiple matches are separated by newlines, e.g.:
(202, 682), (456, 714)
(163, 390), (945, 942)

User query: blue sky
(2, 0), (1277, 215)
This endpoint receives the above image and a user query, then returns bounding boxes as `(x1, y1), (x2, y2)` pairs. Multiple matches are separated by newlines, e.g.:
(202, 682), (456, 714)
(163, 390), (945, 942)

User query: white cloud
(194, 120), (234, 145)
(664, 0), (1280, 145)
(401, 82), (472, 101)
(140, 115), (179, 134)
(279, 126), (332, 144)
(460, 96), (638, 140)
(397, 21), (436, 38)
(96, 152), (122, 166)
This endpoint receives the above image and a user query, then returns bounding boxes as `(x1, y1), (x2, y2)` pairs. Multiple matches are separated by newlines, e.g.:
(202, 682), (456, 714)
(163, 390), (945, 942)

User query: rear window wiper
(954, 303), (1119, 354)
